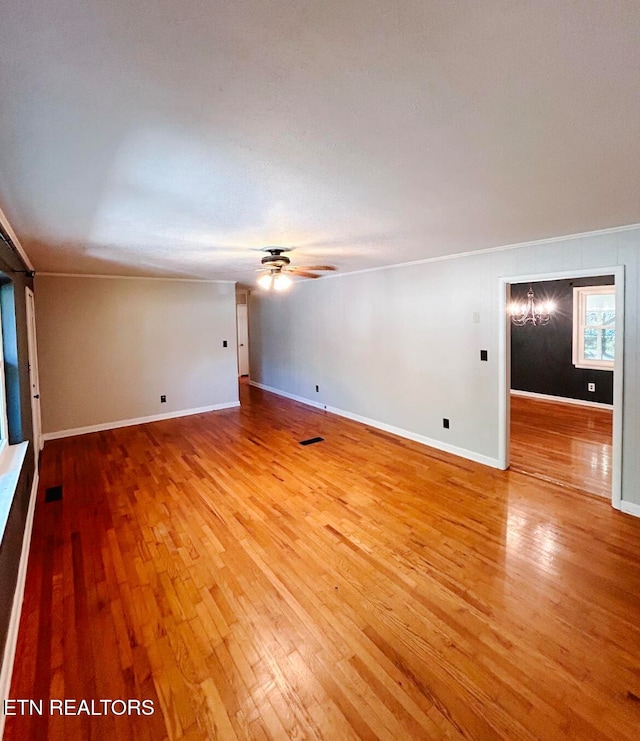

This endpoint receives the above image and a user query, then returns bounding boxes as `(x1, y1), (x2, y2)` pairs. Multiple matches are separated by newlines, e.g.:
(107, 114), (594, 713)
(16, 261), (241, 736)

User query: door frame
(498, 265), (624, 509)
(25, 287), (42, 465)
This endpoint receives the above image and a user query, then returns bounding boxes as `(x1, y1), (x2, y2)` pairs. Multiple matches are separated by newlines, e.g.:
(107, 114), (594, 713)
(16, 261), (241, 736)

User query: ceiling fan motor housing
(261, 253), (291, 268)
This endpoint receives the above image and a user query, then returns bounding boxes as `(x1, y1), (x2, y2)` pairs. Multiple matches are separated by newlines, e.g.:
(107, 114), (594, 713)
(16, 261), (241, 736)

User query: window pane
(583, 328), (599, 359)
(585, 309), (615, 327)
(603, 329), (615, 360)
(601, 309), (615, 325)
(585, 310), (600, 326)
(586, 293), (615, 313)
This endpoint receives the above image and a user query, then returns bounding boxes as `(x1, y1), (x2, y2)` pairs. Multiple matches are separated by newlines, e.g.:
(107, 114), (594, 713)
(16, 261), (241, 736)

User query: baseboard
(250, 382), (326, 411)
(620, 501), (640, 519)
(42, 401), (241, 441)
(250, 381), (500, 469)
(510, 389), (613, 410)
(0, 469), (39, 739)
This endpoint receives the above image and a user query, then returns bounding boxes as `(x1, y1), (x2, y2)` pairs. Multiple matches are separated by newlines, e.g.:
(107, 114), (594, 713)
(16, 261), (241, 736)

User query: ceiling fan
(256, 248), (336, 290)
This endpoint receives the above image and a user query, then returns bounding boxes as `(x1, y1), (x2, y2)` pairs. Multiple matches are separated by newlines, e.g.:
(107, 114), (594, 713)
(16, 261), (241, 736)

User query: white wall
(36, 276), (239, 435)
(249, 226), (640, 507)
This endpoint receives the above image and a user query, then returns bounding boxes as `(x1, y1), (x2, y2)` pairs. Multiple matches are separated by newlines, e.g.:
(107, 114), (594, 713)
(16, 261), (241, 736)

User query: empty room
(1, 2), (640, 740)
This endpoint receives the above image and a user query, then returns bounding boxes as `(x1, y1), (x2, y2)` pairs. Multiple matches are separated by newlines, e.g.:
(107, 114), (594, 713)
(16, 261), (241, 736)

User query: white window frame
(572, 285), (615, 370)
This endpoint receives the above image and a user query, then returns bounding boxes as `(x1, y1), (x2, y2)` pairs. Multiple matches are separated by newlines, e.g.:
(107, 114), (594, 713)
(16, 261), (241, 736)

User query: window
(572, 286), (615, 370)
(0, 284), (26, 546)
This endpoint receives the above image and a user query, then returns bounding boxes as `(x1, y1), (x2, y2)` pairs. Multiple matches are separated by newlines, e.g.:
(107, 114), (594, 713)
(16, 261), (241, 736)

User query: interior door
(25, 288), (42, 464)
(236, 304), (249, 376)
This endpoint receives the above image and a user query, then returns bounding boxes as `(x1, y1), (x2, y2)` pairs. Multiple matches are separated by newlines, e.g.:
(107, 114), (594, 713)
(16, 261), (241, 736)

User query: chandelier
(510, 286), (555, 326)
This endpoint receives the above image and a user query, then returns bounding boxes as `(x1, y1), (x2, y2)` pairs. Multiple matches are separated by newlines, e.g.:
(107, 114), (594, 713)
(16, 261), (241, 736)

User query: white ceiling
(1, 1), (639, 284)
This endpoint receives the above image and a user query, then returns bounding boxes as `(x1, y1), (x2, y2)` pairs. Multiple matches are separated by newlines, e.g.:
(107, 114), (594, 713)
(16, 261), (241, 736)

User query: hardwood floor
(6, 385), (640, 740)
(510, 394), (613, 498)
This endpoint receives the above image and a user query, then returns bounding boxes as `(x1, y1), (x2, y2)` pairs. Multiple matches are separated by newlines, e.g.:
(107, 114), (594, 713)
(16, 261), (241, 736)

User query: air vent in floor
(44, 485), (63, 503)
(299, 437), (324, 446)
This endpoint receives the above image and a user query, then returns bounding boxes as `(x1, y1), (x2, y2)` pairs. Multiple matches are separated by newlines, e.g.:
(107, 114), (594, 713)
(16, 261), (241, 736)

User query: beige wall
(35, 276), (239, 435)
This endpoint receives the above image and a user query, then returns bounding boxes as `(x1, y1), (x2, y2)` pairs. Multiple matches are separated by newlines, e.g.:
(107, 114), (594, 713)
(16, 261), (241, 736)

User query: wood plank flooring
(6, 384), (640, 740)
(510, 394), (613, 498)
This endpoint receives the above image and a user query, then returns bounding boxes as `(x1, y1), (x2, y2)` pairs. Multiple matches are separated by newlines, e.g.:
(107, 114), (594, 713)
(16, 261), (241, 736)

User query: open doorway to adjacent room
(236, 289), (250, 389)
(500, 267), (623, 505)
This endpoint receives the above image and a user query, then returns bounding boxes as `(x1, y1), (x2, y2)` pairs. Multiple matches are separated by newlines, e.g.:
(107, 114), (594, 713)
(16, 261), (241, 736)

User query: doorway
(499, 267), (624, 509)
(236, 303), (249, 378)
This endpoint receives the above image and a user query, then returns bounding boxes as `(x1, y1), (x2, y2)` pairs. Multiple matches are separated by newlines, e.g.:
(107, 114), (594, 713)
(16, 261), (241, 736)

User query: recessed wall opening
(499, 267), (624, 509)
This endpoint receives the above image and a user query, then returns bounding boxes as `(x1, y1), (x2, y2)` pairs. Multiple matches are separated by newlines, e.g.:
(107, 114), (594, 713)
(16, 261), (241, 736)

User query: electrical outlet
(588, 383), (596, 393)
(443, 418), (450, 429)
(223, 340), (228, 347)
(315, 385), (319, 392)
(160, 395), (167, 403)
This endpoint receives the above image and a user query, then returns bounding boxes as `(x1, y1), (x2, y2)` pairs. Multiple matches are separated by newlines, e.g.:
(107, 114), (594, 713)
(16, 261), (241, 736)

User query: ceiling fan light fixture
(256, 247), (336, 288)
(273, 273), (292, 291)
(257, 273), (274, 290)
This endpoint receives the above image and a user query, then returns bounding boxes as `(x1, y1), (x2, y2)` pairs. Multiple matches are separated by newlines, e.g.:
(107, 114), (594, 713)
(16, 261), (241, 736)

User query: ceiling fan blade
(288, 264), (336, 272)
(286, 269), (321, 279)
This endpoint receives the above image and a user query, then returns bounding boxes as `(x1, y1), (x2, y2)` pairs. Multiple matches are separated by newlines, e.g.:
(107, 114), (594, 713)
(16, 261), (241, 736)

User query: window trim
(572, 285), (615, 370)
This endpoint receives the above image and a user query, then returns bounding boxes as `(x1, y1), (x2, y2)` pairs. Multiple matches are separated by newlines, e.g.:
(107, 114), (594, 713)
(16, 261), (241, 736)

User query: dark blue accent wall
(510, 276), (614, 405)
